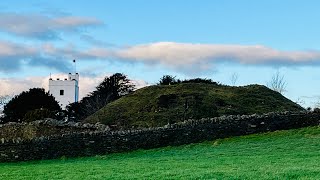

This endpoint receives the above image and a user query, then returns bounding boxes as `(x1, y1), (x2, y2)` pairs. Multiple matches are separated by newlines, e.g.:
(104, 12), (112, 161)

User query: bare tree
(230, 73), (239, 86)
(314, 98), (320, 109)
(0, 95), (12, 118)
(267, 70), (287, 94)
(0, 95), (12, 106)
(295, 97), (306, 107)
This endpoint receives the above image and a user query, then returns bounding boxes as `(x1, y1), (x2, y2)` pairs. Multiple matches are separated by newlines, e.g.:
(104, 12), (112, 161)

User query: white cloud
(0, 40), (72, 72)
(131, 79), (150, 89)
(0, 77), (42, 96)
(0, 41), (36, 57)
(3, 40), (320, 74)
(115, 42), (320, 66)
(52, 16), (101, 27)
(52, 42), (320, 71)
(0, 12), (103, 40)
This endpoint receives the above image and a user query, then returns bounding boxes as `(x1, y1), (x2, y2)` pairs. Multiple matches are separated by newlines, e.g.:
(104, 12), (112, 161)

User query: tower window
(60, 90), (64, 95)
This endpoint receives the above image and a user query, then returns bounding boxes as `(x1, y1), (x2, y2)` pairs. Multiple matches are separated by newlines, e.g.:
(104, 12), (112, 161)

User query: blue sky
(1, 0), (320, 107)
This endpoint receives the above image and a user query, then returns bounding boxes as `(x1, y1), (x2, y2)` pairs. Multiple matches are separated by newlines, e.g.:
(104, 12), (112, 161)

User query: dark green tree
(181, 78), (218, 85)
(158, 75), (178, 85)
(158, 75), (218, 86)
(66, 73), (135, 121)
(1, 88), (61, 123)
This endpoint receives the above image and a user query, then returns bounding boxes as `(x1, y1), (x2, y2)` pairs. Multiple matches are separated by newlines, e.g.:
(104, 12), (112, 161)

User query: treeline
(0, 74), (221, 124)
(0, 73), (135, 123)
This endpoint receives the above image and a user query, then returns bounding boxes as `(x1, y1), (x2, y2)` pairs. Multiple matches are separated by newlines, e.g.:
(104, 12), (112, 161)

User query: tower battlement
(49, 73), (79, 109)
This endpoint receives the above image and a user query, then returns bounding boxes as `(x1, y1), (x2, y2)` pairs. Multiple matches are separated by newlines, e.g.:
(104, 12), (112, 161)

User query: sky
(1, 0), (320, 108)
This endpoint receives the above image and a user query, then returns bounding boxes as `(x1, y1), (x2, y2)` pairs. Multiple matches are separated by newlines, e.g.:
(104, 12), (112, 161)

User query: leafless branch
(267, 70), (287, 94)
(230, 73), (239, 86)
(0, 95), (12, 106)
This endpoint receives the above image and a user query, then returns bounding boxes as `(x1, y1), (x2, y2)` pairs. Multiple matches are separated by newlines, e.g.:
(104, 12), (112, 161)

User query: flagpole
(73, 59), (76, 74)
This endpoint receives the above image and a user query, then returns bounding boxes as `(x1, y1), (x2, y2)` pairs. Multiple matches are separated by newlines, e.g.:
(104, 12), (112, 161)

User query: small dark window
(60, 90), (64, 95)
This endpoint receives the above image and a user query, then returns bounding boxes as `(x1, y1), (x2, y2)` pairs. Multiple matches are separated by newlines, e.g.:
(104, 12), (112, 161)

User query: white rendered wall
(49, 73), (79, 109)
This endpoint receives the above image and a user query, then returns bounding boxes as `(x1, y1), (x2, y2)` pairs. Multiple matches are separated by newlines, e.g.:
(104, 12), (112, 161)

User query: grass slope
(1, 126), (320, 179)
(86, 83), (303, 128)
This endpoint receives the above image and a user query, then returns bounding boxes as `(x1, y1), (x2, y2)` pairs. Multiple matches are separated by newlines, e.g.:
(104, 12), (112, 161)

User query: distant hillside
(85, 83), (303, 128)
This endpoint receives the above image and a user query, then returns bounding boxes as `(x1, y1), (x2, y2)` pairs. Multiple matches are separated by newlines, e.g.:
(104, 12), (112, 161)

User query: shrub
(158, 75), (219, 86)
(313, 108), (320, 113)
(158, 75), (179, 85)
(23, 108), (56, 122)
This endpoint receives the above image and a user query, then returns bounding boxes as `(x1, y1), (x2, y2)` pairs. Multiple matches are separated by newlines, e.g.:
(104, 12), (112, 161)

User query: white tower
(49, 73), (79, 109)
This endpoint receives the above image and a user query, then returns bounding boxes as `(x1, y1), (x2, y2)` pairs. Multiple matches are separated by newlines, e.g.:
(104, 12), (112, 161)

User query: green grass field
(1, 126), (320, 179)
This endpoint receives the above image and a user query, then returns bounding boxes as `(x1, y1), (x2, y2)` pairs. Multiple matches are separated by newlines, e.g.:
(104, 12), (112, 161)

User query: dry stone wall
(0, 111), (319, 162)
(0, 118), (109, 140)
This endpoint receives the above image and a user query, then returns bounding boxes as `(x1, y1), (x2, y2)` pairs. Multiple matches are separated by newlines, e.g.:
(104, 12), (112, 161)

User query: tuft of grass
(85, 83), (303, 128)
(1, 126), (320, 179)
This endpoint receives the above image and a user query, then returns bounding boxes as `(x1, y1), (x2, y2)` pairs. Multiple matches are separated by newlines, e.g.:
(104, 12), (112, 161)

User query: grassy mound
(85, 83), (303, 128)
(1, 126), (319, 179)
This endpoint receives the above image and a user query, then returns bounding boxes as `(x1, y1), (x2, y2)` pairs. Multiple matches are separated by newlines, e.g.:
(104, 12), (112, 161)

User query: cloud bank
(0, 13), (103, 40)
(42, 42), (320, 65)
(114, 42), (320, 67)
(2, 41), (320, 73)
(67, 42), (320, 72)
(0, 40), (71, 72)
